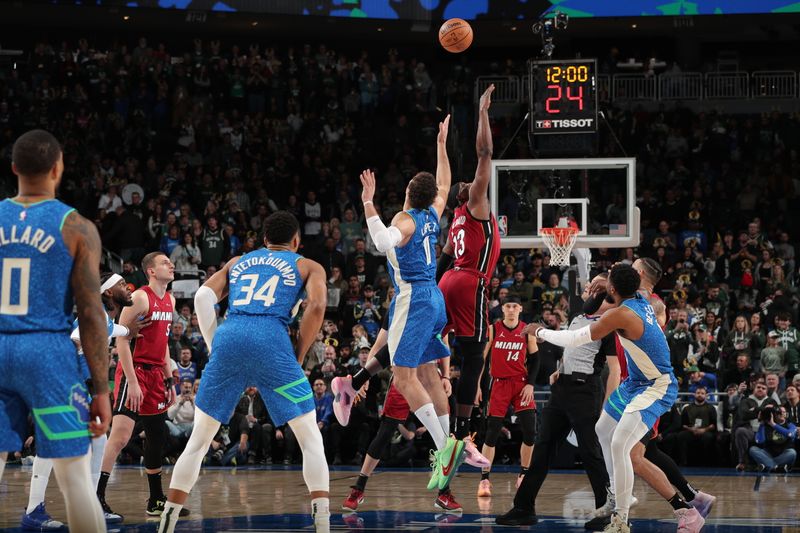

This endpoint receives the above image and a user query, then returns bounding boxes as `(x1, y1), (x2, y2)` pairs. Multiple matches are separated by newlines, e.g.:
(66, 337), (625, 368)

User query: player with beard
(22, 272), (150, 529)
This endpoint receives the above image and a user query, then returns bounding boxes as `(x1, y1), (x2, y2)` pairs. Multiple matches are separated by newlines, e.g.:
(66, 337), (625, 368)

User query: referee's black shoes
(495, 507), (538, 526)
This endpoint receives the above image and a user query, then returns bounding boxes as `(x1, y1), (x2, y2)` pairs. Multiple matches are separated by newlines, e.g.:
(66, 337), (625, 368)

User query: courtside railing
(476, 70), (798, 103)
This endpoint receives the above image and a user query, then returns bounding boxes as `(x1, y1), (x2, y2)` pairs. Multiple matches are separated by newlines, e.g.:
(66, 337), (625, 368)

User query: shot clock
(529, 59), (597, 135)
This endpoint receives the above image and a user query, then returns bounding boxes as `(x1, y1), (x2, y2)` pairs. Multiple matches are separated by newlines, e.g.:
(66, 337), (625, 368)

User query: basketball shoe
(477, 479), (492, 497)
(462, 434), (490, 468)
(342, 488), (364, 512)
(331, 376), (356, 426)
(434, 489), (462, 512)
(675, 507), (705, 533)
(427, 436), (466, 490)
(21, 503), (64, 531)
(688, 491), (716, 518)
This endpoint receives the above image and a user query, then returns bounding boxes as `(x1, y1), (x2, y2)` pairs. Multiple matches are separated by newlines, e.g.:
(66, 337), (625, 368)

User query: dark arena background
(1, 0), (800, 532)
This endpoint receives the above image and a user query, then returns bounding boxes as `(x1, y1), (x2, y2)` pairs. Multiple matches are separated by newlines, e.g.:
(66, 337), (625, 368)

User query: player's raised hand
(523, 323), (545, 339)
(437, 114), (450, 144)
(479, 84), (494, 112)
(89, 393), (111, 438)
(360, 169), (376, 204)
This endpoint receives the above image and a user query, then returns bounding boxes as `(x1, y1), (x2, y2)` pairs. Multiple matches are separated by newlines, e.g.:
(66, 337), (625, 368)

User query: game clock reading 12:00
(530, 59), (597, 135)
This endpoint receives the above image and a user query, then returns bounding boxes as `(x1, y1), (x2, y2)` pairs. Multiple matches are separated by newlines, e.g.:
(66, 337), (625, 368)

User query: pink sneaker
(675, 507), (705, 533)
(331, 376), (356, 426)
(462, 436), (490, 468)
(688, 491), (716, 519)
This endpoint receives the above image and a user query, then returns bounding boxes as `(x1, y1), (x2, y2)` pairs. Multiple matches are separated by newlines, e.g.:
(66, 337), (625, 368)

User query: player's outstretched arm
(361, 169), (415, 251)
(296, 259), (327, 364)
(524, 306), (642, 348)
(63, 211), (110, 436)
(195, 256), (239, 346)
(469, 84), (494, 219)
(432, 114), (451, 218)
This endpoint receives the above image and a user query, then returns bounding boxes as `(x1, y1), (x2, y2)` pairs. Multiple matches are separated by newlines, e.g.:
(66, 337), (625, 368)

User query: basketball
(438, 18), (473, 53)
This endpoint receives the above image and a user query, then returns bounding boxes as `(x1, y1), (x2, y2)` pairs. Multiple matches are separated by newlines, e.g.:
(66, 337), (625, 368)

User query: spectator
(353, 285), (382, 339)
(285, 378), (333, 465)
(318, 237), (346, 278)
(168, 322), (188, 361)
(765, 373), (783, 403)
(748, 405), (797, 472)
(167, 378), (196, 440)
(176, 346), (198, 388)
(199, 215), (227, 270)
(507, 270), (534, 319)
(724, 353), (753, 389)
(773, 313), (800, 381)
(160, 224), (181, 257)
(733, 382), (779, 471)
(170, 232), (202, 277)
(784, 384), (800, 425)
(233, 387), (273, 465)
(676, 386), (718, 466)
(685, 366), (718, 394)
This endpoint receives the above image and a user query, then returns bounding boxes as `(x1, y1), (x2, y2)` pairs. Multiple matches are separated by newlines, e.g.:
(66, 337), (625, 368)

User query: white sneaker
(602, 514), (630, 533)
(594, 487), (615, 518)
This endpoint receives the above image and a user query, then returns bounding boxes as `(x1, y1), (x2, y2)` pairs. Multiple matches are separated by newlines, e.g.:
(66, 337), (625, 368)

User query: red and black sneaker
(434, 489), (463, 513)
(342, 487), (365, 511)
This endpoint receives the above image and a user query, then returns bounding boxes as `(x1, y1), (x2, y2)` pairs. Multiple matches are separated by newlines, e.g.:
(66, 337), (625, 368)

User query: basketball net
(540, 217), (579, 267)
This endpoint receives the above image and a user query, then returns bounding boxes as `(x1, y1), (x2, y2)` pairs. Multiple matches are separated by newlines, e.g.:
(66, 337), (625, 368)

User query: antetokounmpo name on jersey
(230, 255), (298, 286)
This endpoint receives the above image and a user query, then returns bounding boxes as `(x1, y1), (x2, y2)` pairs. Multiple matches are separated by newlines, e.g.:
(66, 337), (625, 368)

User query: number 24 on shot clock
(529, 59), (598, 135)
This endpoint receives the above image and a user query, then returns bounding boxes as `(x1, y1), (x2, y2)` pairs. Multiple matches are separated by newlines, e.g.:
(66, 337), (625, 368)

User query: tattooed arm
(62, 211), (111, 436)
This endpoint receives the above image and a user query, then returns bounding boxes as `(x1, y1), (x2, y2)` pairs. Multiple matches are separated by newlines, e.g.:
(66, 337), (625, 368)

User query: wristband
(164, 377), (174, 390)
(363, 201), (373, 206)
(441, 376), (451, 381)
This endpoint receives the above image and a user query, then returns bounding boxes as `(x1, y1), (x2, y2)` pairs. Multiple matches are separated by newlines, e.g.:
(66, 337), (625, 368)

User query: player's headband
(100, 273), (124, 293)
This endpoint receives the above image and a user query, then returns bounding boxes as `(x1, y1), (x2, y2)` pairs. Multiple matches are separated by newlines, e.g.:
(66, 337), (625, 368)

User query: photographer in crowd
(748, 404), (797, 472)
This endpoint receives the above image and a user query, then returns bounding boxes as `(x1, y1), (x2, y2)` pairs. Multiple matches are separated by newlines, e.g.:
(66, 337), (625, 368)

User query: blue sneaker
(21, 503), (65, 531)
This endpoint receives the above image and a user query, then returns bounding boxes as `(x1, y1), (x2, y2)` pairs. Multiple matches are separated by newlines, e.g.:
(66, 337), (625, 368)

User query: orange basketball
(439, 18), (473, 53)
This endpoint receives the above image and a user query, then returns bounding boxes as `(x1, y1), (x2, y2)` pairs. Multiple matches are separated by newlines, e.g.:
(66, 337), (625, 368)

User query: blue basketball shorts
(603, 373), (678, 429)
(196, 317), (314, 427)
(387, 283), (450, 368)
(0, 332), (91, 458)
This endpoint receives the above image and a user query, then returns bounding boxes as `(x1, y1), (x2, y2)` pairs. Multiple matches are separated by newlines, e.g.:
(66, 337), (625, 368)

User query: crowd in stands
(1, 35), (798, 471)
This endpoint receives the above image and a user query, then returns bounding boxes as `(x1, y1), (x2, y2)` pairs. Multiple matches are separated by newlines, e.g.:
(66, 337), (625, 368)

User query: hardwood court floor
(1, 465), (798, 531)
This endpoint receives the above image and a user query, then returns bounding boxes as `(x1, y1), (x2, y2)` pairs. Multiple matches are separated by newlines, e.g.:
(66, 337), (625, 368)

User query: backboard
(490, 158), (639, 249)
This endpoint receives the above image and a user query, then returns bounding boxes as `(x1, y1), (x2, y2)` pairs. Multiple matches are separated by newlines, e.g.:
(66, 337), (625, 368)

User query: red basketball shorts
(488, 376), (536, 418)
(439, 269), (489, 342)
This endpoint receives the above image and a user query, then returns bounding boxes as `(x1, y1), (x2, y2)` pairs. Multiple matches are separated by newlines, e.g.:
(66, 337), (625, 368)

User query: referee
(496, 273), (617, 527)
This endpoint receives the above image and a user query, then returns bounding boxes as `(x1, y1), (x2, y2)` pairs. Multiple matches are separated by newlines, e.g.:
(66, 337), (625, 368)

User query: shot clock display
(529, 59), (597, 135)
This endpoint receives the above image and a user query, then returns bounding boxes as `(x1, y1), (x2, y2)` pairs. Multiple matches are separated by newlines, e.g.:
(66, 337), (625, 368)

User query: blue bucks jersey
(386, 207), (439, 289)
(72, 311), (116, 347)
(0, 199), (76, 333)
(227, 249), (304, 325)
(619, 294), (674, 381)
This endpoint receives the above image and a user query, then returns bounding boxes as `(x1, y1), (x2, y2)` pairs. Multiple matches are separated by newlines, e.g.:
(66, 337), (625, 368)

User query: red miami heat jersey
(489, 320), (528, 379)
(449, 203), (501, 281)
(133, 285), (173, 366)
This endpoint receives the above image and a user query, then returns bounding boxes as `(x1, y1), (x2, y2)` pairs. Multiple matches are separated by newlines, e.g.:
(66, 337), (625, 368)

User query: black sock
(454, 417), (470, 440)
(520, 466), (529, 476)
(147, 472), (164, 501)
(438, 485), (450, 496)
(645, 441), (698, 502)
(97, 471), (110, 499)
(352, 368), (371, 391)
(481, 472), (490, 481)
(354, 474), (369, 491)
(667, 492), (691, 510)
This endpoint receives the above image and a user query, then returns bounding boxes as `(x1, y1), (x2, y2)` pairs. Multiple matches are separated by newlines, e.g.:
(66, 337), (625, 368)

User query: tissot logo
(536, 118), (594, 129)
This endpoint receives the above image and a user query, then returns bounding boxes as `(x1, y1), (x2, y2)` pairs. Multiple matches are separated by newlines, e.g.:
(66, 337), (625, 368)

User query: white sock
(27, 456), (54, 514)
(0, 451), (6, 481)
(312, 497), (330, 533)
(414, 403), (447, 450)
(437, 414), (450, 438)
(157, 501), (184, 533)
(91, 434), (107, 490)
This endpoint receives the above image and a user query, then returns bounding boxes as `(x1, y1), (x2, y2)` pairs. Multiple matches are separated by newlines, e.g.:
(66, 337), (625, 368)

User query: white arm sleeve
(195, 285), (219, 347)
(111, 324), (130, 338)
(537, 325), (594, 348)
(366, 215), (403, 253)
